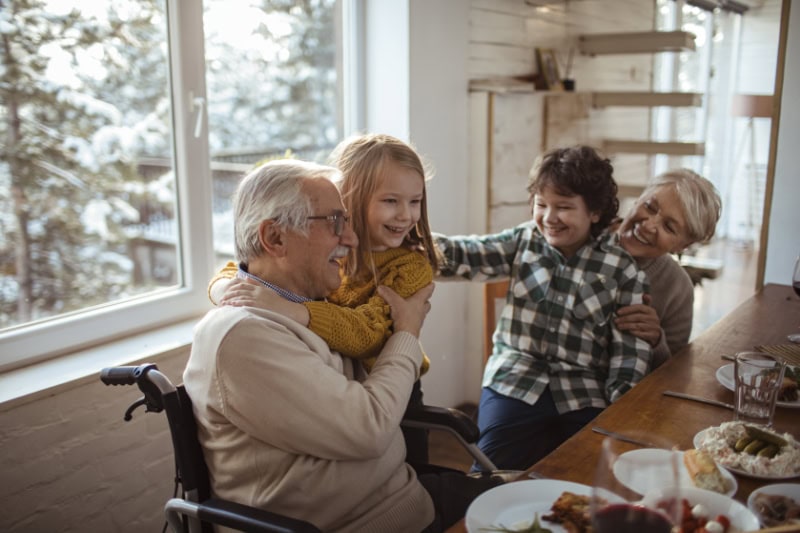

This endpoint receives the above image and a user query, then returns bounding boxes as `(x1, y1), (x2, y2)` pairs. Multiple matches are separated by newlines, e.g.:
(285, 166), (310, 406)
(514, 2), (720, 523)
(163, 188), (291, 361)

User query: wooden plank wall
(469, 0), (663, 229)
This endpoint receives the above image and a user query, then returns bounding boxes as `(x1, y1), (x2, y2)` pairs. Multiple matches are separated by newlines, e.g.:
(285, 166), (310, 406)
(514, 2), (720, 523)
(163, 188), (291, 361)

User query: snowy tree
(0, 0), (170, 327)
(0, 0), (338, 330)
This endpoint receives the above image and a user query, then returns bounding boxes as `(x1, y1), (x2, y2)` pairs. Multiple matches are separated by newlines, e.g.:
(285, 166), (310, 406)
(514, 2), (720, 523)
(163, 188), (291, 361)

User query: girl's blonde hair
(329, 133), (440, 281)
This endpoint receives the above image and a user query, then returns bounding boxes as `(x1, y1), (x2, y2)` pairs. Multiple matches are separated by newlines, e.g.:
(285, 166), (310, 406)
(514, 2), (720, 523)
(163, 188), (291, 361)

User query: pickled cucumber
(734, 436), (753, 452)
(744, 425), (788, 448)
(744, 439), (767, 455)
(757, 444), (780, 458)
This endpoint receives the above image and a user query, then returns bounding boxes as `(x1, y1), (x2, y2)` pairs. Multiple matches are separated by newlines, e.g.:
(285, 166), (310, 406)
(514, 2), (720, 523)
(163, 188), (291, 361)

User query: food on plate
(480, 512), (553, 533)
(697, 421), (800, 477)
(671, 498), (732, 533)
(684, 449), (728, 494)
(541, 491), (593, 533)
(733, 425), (787, 459)
(751, 492), (800, 527)
(780, 366), (799, 402)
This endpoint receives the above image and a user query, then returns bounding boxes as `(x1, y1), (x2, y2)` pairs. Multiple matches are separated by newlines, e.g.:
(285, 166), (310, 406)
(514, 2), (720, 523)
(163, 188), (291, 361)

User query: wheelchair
(101, 363), (497, 533)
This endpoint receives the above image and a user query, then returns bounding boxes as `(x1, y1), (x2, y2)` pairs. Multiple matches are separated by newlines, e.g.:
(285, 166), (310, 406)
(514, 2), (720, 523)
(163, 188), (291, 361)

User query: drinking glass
(734, 351), (786, 427)
(591, 435), (682, 533)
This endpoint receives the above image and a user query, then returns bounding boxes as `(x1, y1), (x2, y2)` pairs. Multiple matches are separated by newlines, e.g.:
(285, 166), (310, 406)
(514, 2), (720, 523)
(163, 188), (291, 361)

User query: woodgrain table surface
(447, 283), (800, 533)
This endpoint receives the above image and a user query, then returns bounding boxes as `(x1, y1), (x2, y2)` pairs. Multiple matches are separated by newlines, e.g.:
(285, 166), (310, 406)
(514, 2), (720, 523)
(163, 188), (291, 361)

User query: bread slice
(684, 448), (727, 493)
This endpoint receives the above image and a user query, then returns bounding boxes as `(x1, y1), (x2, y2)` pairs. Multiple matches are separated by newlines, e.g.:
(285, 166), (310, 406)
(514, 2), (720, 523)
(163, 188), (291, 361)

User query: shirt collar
(236, 262), (315, 304)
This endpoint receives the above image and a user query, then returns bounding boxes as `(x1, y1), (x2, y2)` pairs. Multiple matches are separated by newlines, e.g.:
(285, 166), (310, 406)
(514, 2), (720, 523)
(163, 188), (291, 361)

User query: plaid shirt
(436, 222), (652, 413)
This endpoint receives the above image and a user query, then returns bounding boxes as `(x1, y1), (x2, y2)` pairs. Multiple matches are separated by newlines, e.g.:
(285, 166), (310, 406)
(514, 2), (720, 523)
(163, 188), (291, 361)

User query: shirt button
(550, 327), (556, 332)
(557, 296), (564, 302)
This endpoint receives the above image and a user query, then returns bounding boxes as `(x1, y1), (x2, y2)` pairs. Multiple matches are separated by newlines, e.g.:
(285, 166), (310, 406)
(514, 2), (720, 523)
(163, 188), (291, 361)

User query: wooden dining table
(446, 283), (800, 533)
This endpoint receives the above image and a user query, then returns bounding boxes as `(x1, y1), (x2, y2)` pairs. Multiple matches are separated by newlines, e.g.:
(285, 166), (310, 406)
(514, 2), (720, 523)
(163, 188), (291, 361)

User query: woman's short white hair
(640, 168), (722, 245)
(233, 159), (340, 263)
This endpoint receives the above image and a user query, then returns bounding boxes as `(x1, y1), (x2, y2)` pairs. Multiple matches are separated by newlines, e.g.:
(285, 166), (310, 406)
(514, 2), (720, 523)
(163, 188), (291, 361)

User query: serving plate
(465, 479), (615, 533)
(747, 483), (800, 527)
(642, 486), (759, 531)
(716, 363), (799, 408)
(694, 426), (800, 480)
(613, 448), (737, 497)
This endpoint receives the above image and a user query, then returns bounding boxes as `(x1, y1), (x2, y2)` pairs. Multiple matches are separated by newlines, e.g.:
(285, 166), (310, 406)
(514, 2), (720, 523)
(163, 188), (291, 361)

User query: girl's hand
(614, 294), (662, 347)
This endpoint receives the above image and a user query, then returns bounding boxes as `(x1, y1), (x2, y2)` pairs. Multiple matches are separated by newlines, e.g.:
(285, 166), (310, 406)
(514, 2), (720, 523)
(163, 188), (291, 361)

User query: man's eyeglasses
(307, 210), (350, 236)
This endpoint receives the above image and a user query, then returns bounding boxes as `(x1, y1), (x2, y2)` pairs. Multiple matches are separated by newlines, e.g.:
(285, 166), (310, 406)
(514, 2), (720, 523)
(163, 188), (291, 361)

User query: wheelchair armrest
(402, 405), (479, 443)
(166, 496), (321, 533)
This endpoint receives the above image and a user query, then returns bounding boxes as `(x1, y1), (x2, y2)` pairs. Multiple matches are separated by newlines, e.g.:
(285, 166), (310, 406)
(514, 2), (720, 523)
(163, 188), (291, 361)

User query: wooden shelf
(617, 183), (646, 198)
(579, 31), (696, 55)
(592, 92), (702, 108)
(602, 140), (705, 156)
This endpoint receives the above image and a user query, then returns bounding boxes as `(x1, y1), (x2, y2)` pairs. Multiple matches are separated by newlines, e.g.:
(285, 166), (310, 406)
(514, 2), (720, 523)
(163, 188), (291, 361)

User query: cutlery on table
(662, 390), (735, 410)
(590, 426), (655, 447)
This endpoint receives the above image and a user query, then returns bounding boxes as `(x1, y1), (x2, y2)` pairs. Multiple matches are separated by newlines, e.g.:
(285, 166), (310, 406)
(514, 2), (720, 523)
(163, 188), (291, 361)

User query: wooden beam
(579, 31), (696, 55)
(592, 92), (703, 108)
(602, 140), (706, 156)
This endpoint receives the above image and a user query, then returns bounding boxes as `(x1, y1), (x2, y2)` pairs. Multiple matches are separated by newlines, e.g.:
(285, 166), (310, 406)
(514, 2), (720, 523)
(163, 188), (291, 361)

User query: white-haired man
(184, 159), (496, 533)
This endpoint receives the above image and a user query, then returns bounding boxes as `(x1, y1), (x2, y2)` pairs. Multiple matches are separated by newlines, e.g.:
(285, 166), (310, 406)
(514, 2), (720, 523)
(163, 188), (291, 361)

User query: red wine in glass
(793, 256), (800, 297)
(593, 503), (673, 533)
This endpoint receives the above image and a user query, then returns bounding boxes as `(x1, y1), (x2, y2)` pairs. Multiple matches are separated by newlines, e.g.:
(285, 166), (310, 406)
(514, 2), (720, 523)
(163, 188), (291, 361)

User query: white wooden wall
(468, 0), (665, 227)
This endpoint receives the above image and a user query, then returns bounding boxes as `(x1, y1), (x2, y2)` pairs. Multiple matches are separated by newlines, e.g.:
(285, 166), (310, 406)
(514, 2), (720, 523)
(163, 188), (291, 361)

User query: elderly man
(183, 159), (495, 533)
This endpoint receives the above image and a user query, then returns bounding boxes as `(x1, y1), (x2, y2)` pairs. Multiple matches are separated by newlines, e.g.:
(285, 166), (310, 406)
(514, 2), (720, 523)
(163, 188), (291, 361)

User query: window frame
(1, 0), (214, 372)
(1, 0), (354, 373)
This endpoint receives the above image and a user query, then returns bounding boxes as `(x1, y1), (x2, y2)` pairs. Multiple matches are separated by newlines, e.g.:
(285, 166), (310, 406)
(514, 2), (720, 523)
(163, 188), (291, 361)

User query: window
(0, 0), (343, 371)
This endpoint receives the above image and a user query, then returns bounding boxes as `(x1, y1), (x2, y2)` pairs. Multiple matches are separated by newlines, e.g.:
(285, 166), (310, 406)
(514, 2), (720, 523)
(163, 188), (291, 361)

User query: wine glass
(591, 434), (682, 533)
(790, 256), (800, 343)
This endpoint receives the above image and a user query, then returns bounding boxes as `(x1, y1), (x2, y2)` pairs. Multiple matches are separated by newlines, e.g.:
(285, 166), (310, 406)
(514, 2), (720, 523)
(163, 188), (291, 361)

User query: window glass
(203, 0), (339, 260)
(0, 0), (342, 369)
(0, 0), (177, 331)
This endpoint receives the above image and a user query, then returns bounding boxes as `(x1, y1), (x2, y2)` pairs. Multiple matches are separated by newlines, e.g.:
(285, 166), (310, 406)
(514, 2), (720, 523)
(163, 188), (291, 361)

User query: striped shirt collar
(236, 262), (314, 303)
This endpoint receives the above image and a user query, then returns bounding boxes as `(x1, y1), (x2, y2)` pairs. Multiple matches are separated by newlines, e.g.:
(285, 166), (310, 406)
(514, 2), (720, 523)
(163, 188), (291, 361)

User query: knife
(662, 390), (735, 410)
(591, 426), (656, 447)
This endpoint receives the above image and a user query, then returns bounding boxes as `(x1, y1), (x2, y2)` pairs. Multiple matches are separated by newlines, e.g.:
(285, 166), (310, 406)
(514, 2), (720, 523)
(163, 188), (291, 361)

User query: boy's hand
(378, 283), (434, 338)
(614, 293), (662, 346)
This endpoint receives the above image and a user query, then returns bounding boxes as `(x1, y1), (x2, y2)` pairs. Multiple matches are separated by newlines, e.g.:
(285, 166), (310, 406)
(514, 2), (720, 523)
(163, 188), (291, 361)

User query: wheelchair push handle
(100, 364), (155, 386)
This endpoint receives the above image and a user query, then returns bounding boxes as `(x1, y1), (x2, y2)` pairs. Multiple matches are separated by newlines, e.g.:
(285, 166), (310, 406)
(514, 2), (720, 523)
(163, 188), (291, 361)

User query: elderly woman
(614, 168), (722, 368)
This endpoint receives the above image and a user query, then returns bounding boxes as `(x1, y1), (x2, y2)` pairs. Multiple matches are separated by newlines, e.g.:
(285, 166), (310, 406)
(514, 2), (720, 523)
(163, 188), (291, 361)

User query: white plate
(747, 483), (800, 527)
(465, 479), (612, 533)
(642, 486), (760, 531)
(694, 428), (800, 480)
(613, 448), (737, 497)
(716, 363), (800, 408)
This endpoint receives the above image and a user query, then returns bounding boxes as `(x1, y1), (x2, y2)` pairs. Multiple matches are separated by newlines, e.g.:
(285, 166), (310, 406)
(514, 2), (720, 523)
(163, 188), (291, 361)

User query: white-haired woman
(614, 168), (722, 368)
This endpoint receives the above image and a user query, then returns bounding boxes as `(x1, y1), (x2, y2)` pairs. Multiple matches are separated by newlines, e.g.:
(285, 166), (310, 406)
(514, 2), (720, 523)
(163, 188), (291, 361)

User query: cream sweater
(183, 305), (434, 533)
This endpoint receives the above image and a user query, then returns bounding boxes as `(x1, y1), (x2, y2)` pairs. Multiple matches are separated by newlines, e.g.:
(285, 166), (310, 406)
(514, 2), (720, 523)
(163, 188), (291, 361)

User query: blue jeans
(473, 386), (603, 472)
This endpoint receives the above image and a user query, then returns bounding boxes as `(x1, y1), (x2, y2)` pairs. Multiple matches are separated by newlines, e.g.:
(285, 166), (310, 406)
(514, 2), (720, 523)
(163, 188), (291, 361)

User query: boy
(436, 145), (652, 471)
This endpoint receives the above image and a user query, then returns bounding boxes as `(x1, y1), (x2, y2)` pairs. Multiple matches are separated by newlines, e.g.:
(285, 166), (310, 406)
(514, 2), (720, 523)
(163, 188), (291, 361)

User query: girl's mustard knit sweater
(211, 247), (433, 373)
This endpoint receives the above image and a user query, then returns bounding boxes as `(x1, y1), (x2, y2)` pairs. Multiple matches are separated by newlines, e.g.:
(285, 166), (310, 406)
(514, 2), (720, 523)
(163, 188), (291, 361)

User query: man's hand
(614, 293), (662, 347)
(378, 283), (434, 338)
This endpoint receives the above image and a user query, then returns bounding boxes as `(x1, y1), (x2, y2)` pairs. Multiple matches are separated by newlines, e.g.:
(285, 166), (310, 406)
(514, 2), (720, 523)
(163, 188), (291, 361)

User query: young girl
(209, 133), (439, 463)
(435, 145), (652, 471)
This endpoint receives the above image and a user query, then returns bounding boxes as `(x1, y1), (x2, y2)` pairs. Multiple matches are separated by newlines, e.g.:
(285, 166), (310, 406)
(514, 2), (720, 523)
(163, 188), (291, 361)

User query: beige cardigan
(183, 305), (434, 532)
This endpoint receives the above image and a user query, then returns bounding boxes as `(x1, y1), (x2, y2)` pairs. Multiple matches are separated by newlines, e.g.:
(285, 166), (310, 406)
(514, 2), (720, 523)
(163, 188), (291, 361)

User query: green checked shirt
(435, 222), (653, 414)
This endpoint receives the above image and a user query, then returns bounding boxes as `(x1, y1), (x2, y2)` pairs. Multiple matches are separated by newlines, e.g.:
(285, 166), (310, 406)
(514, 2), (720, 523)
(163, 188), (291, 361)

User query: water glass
(734, 351), (786, 427)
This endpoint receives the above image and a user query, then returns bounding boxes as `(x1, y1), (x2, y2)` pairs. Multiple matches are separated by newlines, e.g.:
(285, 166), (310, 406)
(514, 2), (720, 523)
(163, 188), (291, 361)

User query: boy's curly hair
(526, 145), (618, 237)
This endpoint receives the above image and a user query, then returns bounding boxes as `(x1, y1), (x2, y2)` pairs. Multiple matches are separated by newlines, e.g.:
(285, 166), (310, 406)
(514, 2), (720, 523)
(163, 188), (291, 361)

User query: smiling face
(618, 184), (692, 260)
(365, 160), (424, 251)
(533, 185), (600, 258)
(284, 178), (358, 298)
